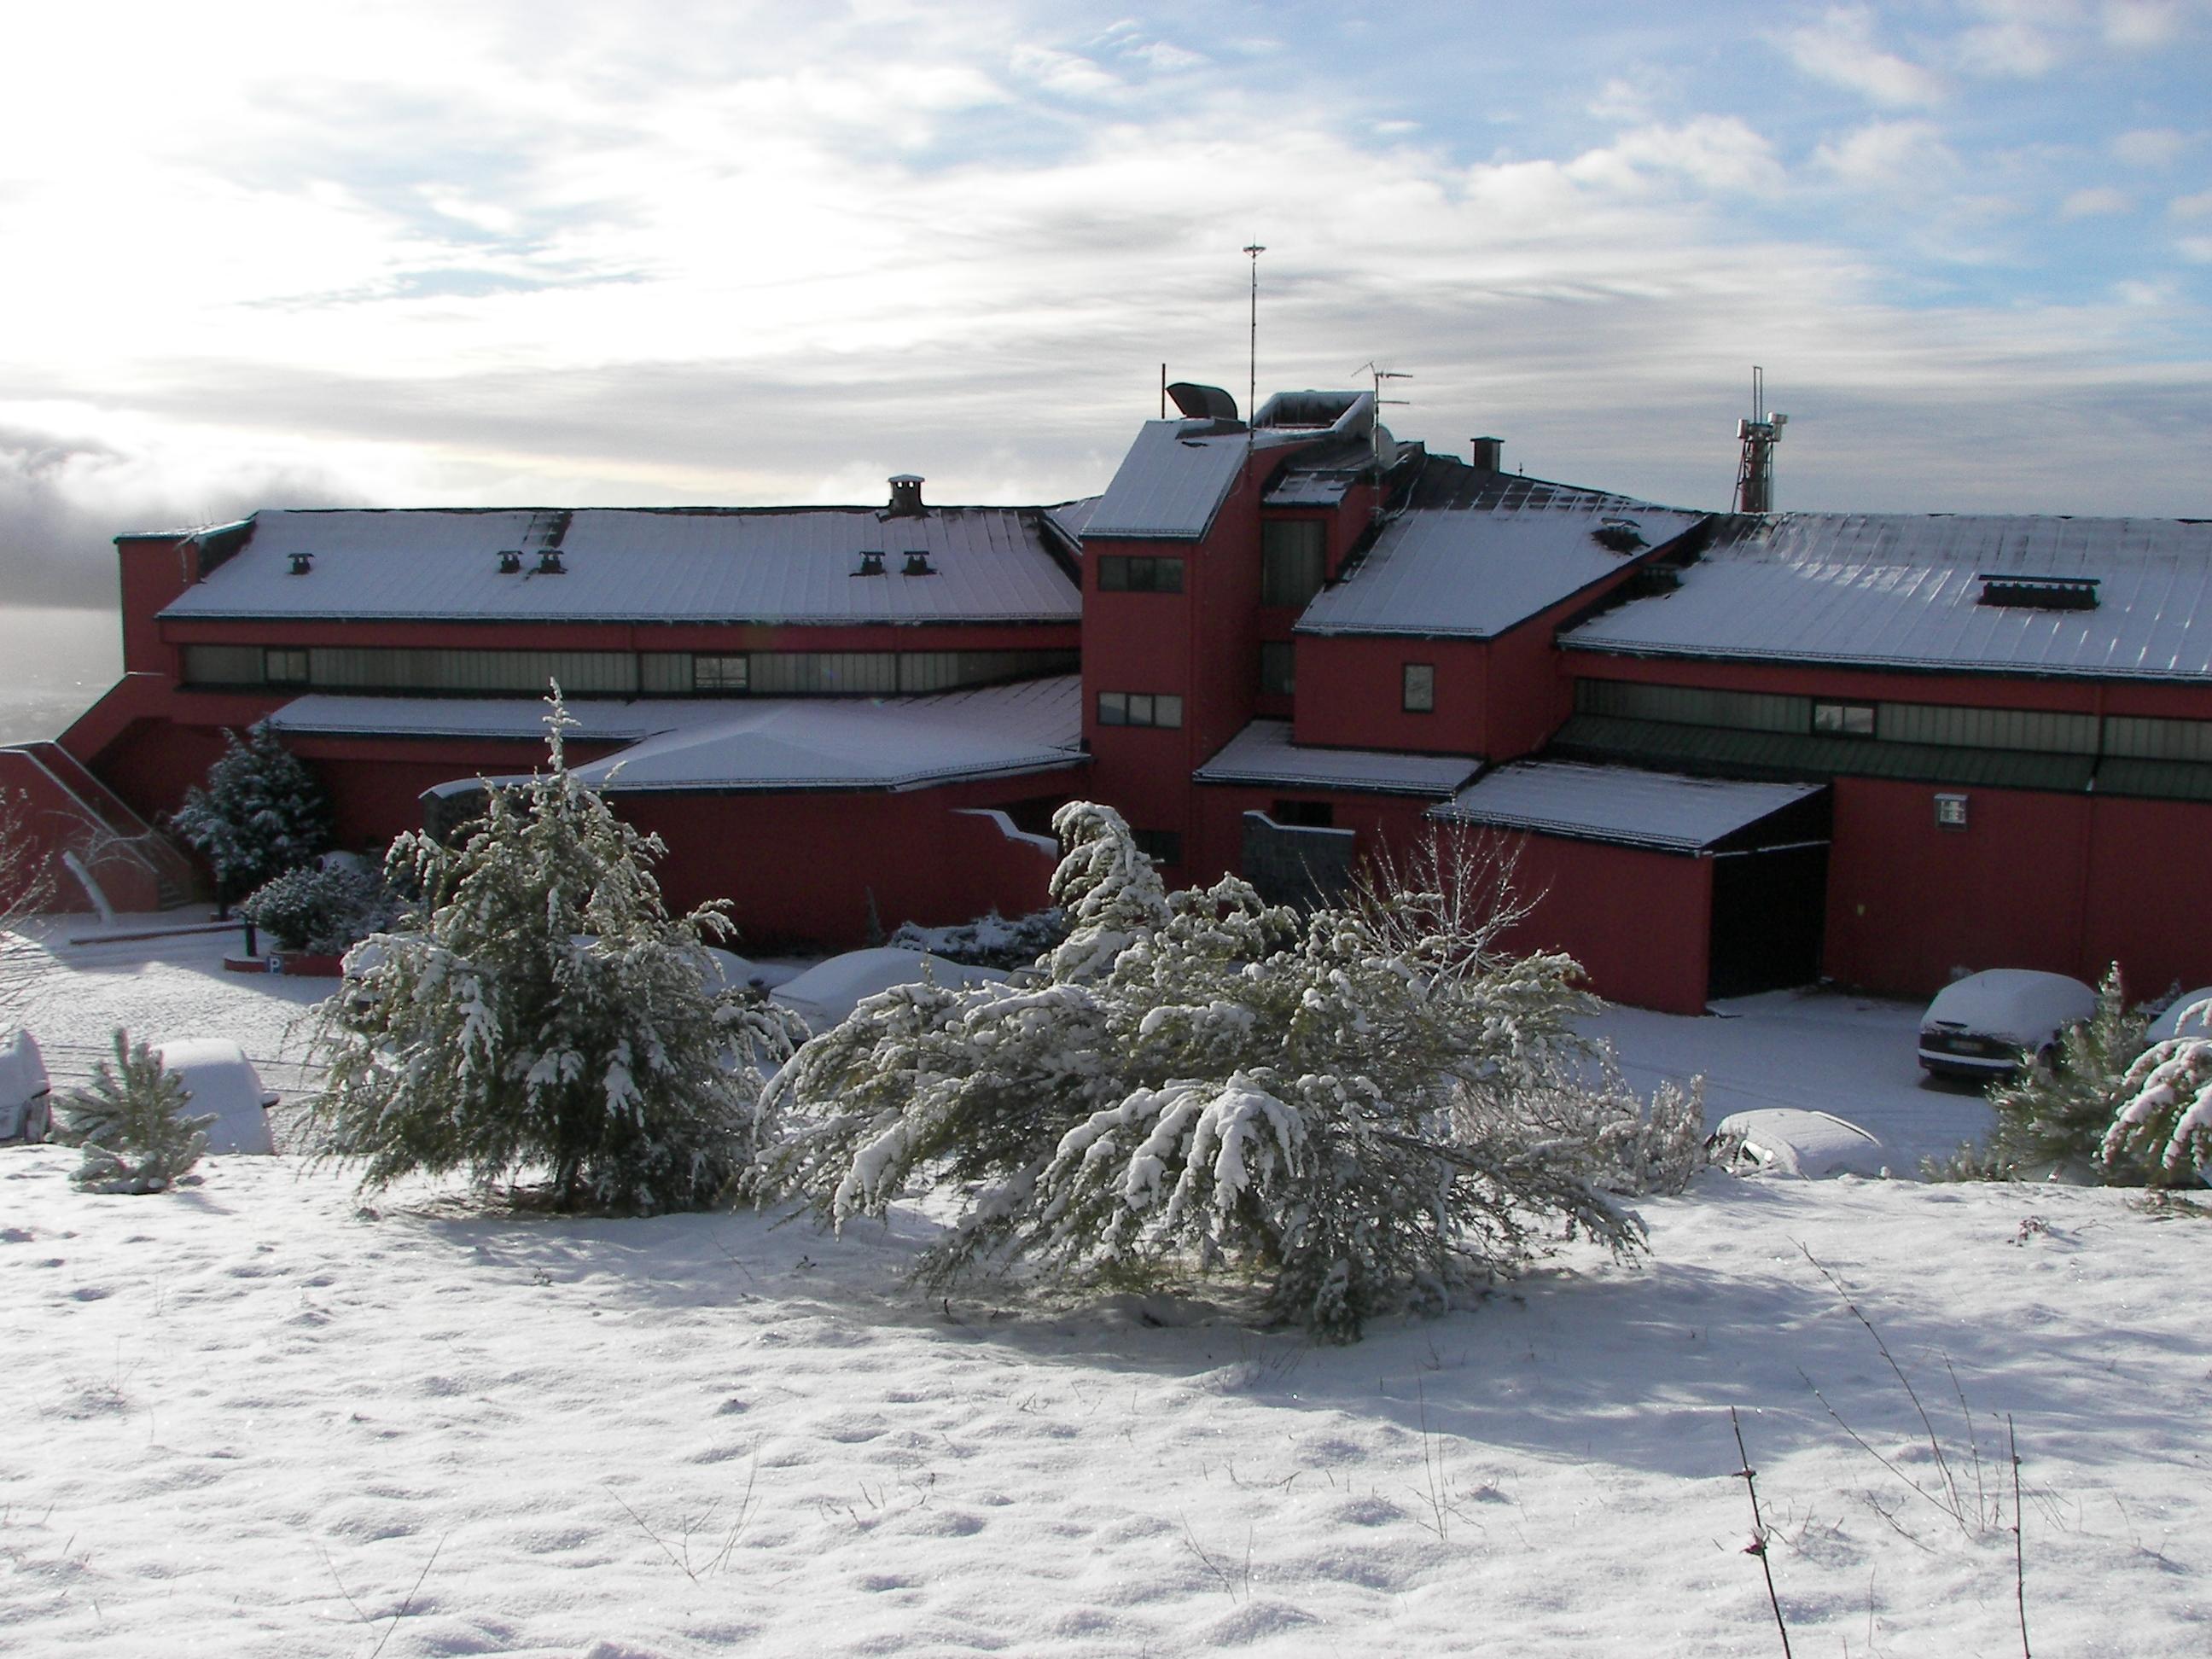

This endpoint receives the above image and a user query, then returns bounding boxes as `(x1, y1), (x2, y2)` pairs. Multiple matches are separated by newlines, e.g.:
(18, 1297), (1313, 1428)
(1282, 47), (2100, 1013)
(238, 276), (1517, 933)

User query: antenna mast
(1243, 243), (1265, 445)
(1734, 365), (1787, 514)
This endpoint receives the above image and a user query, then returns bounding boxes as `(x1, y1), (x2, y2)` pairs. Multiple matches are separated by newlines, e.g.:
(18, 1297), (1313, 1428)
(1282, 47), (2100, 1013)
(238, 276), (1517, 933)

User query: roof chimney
(1470, 437), (1503, 472)
(886, 474), (927, 518)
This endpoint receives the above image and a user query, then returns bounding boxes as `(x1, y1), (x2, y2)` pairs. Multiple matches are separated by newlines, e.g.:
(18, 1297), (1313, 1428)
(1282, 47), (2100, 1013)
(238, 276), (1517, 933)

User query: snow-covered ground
(4, 923), (2206, 1656)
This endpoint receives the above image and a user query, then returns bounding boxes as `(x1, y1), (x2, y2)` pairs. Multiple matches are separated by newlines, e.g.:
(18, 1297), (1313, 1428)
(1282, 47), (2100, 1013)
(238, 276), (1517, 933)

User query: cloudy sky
(3, 0), (2208, 618)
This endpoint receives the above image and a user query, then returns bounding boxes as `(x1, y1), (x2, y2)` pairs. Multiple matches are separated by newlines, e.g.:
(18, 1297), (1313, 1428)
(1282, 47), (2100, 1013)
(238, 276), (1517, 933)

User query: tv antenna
(1353, 360), (1412, 472)
(1243, 243), (1265, 448)
(1734, 365), (1788, 514)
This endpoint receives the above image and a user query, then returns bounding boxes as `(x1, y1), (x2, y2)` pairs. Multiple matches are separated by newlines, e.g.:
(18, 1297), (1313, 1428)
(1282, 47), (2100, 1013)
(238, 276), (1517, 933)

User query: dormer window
(1976, 573), (2098, 610)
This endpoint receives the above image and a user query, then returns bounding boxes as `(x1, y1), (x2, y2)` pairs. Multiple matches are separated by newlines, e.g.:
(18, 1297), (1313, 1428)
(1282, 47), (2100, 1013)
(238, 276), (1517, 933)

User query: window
(1097, 555), (1185, 594)
(1258, 641), (1295, 698)
(694, 655), (749, 693)
(1935, 793), (1969, 830)
(1813, 701), (1876, 736)
(1260, 520), (1326, 608)
(1272, 800), (1334, 829)
(1132, 829), (1183, 866)
(1402, 662), (1435, 713)
(1096, 691), (1183, 729)
(264, 648), (309, 685)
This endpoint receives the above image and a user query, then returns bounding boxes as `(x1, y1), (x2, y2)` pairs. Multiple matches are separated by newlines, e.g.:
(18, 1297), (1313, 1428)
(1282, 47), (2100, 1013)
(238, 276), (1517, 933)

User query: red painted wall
(158, 616), (1078, 656)
(1493, 834), (1715, 1015)
(1294, 636), (1490, 756)
(1190, 783), (1442, 891)
(2082, 796), (2212, 998)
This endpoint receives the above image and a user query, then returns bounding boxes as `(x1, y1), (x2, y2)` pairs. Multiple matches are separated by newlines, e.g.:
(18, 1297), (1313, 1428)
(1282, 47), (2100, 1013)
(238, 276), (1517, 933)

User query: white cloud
(1587, 78), (1652, 124)
(1780, 6), (1947, 106)
(1814, 119), (1959, 189)
(1565, 117), (1785, 196)
(2170, 189), (2212, 216)
(1955, 21), (2063, 75)
(2180, 235), (2212, 261)
(2111, 127), (2191, 166)
(2061, 186), (2133, 216)
(2102, 0), (2192, 44)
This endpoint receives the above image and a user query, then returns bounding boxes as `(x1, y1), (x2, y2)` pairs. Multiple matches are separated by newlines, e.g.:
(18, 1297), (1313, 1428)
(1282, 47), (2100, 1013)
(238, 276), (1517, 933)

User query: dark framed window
(694, 655), (750, 693)
(1935, 792), (1969, 830)
(1132, 829), (1183, 866)
(1096, 691), (1183, 729)
(1260, 520), (1326, 608)
(1258, 641), (1295, 697)
(1813, 701), (1876, 736)
(264, 648), (310, 685)
(1402, 662), (1435, 713)
(1272, 800), (1334, 829)
(1097, 555), (1185, 594)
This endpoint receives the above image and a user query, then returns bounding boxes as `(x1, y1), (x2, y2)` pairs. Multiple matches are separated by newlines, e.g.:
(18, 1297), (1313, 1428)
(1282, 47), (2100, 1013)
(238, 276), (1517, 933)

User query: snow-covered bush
(2104, 992), (2212, 1186)
(240, 859), (400, 954)
(170, 722), (333, 906)
(887, 906), (1067, 969)
(60, 1028), (213, 1194)
(308, 694), (806, 1214)
(755, 803), (1668, 1342)
(1929, 964), (2153, 1184)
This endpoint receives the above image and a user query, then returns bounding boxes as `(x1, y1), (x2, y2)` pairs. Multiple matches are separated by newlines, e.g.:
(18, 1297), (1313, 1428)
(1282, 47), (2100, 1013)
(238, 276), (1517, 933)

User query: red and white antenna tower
(1734, 366), (1788, 514)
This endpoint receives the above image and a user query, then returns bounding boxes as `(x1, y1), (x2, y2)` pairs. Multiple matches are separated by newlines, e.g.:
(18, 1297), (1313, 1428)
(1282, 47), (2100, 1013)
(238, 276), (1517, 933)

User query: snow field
(3, 923), (2206, 1654)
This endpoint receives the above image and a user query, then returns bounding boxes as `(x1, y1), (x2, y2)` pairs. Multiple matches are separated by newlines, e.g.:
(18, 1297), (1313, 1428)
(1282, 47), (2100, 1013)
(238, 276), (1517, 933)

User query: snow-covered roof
(159, 506), (1081, 626)
(1435, 761), (1824, 853)
(267, 696), (697, 744)
(1297, 506), (1705, 639)
(1044, 497), (1101, 543)
(1563, 513), (2212, 680)
(1082, 422), (1252, 540)
(1193, 720), (1481, 796)
(1264, 471), (1359, 508)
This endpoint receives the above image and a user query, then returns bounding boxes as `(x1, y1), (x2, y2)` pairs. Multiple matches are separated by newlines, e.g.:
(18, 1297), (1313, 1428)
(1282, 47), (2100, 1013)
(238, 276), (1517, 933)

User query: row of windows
(1091, 525), (1328, 612)
(1096, 691), (1184, 729)
(1575, 678), (2212, 760)
(1095, 555), (1184, 593)
(181, 645), (1075, 698)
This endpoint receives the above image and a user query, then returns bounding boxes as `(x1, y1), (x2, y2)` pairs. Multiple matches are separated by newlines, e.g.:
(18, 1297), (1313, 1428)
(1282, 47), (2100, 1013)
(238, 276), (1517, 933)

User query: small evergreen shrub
(61, 1029), (213, 1194)
(170, 722), (334, 905)
(888, 907), (1068, 969)
(241, 860), (400, 954)
(308, 693), (806, 1214)
(754, 803), (1675, 1342)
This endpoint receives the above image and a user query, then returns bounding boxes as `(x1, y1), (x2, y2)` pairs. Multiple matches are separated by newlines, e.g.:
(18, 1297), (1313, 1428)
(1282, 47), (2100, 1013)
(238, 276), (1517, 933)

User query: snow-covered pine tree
(169, 721), (334, 906)
(755, 801), (1671, 1342)
(308, 690), (806, 1213)
(2104, 992), (2212, 1186)
(61, 1028), (213, 1194)
(1930, 963), (2153, 1183)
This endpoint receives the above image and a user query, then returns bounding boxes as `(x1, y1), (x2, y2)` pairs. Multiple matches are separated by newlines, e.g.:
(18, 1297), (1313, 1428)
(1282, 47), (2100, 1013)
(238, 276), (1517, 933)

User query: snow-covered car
(2146, 987), (2212, 1046)
(770, 947), (1010, 1034)
(1918, 969), (2095, 1080)
(1708, 1108), (1891, 1179)
(1, 1028), (53, 1144)
(151, 1038), (278, 1155)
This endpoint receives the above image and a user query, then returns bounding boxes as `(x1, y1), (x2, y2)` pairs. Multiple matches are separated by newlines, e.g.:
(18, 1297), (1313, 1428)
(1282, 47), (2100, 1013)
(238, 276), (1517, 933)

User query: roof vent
(903, 550), (935, 576)
(1591, 517), (1646, 554)
(855, 550), (885, 576)
(1976, 573), (2098, 611)
(536, 549), (565, 575)
(287, 551), (313, 575)
(886, 474), (927, 517)
(498, 550), (523, 573)
(1470, 437), (1503, 471)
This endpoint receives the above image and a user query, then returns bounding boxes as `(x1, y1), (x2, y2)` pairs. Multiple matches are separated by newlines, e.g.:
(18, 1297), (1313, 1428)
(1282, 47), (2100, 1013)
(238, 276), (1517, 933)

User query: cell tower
(1734, 366), (1788, 514)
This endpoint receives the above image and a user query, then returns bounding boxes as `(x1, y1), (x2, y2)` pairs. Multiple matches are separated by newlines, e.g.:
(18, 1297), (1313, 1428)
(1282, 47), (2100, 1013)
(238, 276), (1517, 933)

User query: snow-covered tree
(2104, 992), (2212, 1186)
(170, 722), (333, 907)
(1931, 964), (2154, 1183)
(308, 693), (806, 1213)
(754, 803), (1677, 1342)
(60, 1028), (212, 1194)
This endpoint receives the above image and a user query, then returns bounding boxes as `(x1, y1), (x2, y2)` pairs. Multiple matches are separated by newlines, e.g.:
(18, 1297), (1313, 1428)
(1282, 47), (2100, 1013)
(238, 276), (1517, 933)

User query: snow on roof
(159, 507), (1080, 626)
(1081, 422), (1252, 540)
(553, 675), (1085, 795)
(266, 696), (707, 744)
(1435, 761), (1823, 853)
(1296, 506), (1705, 639)
(1044, 497), (1101, 543)
(1264, 471), (1359, 508)
(1193, 721), (1480, 796)
(1563, 513), (2212, 680)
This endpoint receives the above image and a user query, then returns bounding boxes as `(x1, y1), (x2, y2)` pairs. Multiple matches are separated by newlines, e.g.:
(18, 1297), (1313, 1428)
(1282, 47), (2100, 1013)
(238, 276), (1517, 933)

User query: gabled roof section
(1563, 513), (2212, 681)
(1296, 457), (1703, 638)
(1435, 760), (1824, 853)
(1193, 720), (1481, 796)
(157, 505), (1082, 626)
(1082, 421), (1254, 541)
